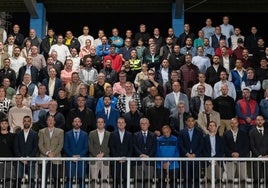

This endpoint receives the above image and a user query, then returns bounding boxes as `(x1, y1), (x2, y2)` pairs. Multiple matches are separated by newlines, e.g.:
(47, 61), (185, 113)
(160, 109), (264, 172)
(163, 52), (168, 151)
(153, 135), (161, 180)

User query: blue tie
(143, 132), (147, 144)
(75, 132), (79, 143)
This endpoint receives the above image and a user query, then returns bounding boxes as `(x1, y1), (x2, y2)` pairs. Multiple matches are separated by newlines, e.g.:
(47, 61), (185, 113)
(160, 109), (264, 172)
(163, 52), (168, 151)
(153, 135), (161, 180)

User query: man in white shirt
(191, 73), (213, 98)
(78, 26), (94, 48)
(49, 35), (70, 63)
(192, 46), (211, 74)
(9, 47), (25, 77)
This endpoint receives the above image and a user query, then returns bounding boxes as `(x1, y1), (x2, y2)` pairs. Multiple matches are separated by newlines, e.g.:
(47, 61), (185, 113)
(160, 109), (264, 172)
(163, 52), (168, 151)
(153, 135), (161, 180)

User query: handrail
(0, 157), (266, 161)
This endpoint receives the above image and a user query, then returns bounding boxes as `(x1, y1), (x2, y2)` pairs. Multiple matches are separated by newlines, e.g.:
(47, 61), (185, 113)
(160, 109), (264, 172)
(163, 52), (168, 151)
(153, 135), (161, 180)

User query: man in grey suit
(89, 117), (110, 188)
(38, 115), (64, 188)
(164, 81), (189, 113)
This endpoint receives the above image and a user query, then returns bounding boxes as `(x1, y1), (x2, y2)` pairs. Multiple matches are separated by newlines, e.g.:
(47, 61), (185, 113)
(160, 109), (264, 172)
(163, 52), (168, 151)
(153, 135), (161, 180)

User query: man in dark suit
(203, 121), (224, 182)
(179, 115), (204, 188)
(42, 67), (63, 99)
(89, 117), (110, 188)
(17, 55), (39, 86)
(96, 95), (120, 132)
(109, 117), (133, 188)
(133, 118), (156, 188)
(13, 116), (38, 188)
(223, 117), (250, 187)
(249, 115), (268, 187)
(64, 117), (89, 188)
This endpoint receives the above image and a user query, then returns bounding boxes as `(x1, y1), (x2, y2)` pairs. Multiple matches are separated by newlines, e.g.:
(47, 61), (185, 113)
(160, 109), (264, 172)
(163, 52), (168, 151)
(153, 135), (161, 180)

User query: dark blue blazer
(133, 131), (157, 157)
(64, 129), (89, 157)
(13, 129), (38, 157)
(203, 134), (224, 157)
(17, 65), (39, 86)
(223, 129), (250, 157)
(96, 108), (120, 132)
(178, 127), (204, 157)
(42, 77), (63, 99)
(109, 130), (133, 157)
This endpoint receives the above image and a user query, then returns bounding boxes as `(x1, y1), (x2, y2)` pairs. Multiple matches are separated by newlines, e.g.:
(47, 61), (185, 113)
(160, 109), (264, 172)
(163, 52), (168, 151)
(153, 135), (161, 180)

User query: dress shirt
(231, 129), (238, 142)
(48, 77), (55, 97)
(48, 128), (54, 138)
(105, 106), (111, 119)
(73, 129), (80, 141)
(25, 65), (32, 75)
(97, 130), (105, 145)
(257, 127), (264, 135)
(173, 91), (180, 105)
(209, 135), (216, 157)
(161, 68), (169, 85)
(119, 130), (125, 143)
(24, 130), (29, 142)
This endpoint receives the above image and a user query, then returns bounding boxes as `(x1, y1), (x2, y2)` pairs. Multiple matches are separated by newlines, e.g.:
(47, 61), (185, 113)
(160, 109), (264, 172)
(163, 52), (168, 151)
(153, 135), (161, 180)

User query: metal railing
(0, 157), (267, 188)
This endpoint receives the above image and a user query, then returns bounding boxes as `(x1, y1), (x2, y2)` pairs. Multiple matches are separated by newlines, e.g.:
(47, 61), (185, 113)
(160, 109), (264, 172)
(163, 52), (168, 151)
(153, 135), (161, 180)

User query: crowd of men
(1, 15), (268, 188)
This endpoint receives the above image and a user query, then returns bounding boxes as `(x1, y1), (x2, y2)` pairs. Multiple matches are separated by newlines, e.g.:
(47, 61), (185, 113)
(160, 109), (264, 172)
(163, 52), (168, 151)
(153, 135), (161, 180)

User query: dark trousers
(182, 161), (200, 188)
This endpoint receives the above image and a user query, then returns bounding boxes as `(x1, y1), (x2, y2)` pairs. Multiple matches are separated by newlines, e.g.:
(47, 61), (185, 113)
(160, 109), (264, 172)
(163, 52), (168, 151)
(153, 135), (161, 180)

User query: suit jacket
(96, 108), (120, 132)
(89, 129), (110, 164)
(219, 56), (235, 72)
(133, 131), (156, 157)
(179, 127), (204, 157)
(203, 134), (224, 157)
(249, 127), (268, 157)
(42, 77), (63, 99)
(170, 111), (191, 136)
(123, 110), (144, 133)
(17, 65), (39, 86)
(0, 68), (16, 88)
(13, 129), (38, 157)
(164, 92), (189, 113)
(109, 130), (133, 157)
(64, 129), (89, 157)
(197, 110), (221, 135)
(205, 65), (226, 87)
(223, 129), (250, 157)
(38, 127), (64, 164)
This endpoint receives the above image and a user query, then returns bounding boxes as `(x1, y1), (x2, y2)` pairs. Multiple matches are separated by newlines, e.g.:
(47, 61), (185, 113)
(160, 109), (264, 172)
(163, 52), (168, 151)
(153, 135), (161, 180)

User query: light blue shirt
(202, 26), (215, 39)
(209, 135), (216, 157)
(220, 24), (234, 39)
(192, 55), (211, 74)
(204, 46), (215, 57)
(31, 94), (52, 122)
(180, 46), (197, 56)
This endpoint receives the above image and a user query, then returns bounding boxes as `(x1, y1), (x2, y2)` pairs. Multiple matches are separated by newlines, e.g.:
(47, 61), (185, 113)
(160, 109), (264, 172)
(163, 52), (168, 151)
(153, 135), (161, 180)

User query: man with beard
(13, 116), (38, 188)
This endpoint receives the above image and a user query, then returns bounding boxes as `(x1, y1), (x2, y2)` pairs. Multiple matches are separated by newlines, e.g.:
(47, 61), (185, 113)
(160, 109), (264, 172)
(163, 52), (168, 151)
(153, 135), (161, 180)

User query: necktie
(206, 114), (210, 128)
(75, 132), (79, 143)
(259, 129), (263, 135)
(143, 132), (147, 144)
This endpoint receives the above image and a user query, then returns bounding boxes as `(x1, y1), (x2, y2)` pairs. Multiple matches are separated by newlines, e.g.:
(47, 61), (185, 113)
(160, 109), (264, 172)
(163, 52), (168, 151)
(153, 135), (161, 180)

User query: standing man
(249, 115), (268, 188)
(223, 117), (250, 187)
(133, 118), (156, 188)
(38, 115), (64, 188)
(156, 125), (180, 188)
(179, 115), (204, 188)
(13, 116), (38, 188)
(0, 118), (15, 188)
(109, 117), (133, 188)
(89, 117), (110, 188)
(64, 117), (89, 188)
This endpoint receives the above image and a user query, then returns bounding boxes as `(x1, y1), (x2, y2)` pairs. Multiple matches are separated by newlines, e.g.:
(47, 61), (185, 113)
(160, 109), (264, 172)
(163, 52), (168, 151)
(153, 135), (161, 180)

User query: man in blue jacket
(156, 125), (179, 188)
(64, 117), (89, 188)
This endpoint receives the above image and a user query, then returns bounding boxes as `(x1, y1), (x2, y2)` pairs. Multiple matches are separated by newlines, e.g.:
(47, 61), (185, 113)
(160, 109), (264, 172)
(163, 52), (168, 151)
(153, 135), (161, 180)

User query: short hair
(103, 95), (111, 100)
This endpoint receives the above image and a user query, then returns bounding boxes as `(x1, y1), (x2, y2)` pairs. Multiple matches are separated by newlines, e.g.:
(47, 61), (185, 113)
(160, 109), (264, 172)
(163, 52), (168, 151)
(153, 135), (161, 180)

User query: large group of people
(0, 15), (268, 188)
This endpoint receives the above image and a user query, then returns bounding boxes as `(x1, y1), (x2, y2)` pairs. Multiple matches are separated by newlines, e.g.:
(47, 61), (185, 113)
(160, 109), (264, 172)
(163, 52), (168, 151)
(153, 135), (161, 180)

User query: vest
(211, 34), (226, 49)
(237, 99), (257, 125)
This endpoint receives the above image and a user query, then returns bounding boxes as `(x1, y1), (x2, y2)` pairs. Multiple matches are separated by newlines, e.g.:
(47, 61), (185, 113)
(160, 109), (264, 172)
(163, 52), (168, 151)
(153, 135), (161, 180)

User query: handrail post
(127, 158), (131, 188)
(211, 159), (215, 188)
(41, 159), (46, 188)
